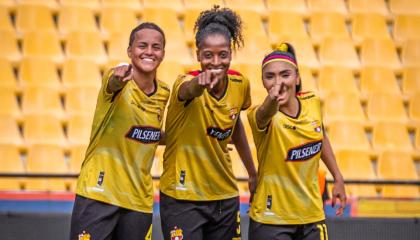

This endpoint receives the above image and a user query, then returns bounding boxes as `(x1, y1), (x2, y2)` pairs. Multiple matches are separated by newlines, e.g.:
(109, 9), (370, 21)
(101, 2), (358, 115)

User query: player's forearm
(321, 135), (344, 183)
(107, 75), (127, 94)
(232, 119), (257, 178)
(178, 77), (205, 101)
(256, 95), (279, 129)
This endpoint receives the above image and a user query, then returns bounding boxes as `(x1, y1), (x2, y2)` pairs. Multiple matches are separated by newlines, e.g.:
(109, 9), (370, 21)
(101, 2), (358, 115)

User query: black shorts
(159, 192), (241, 240)
(70, 195), (152, 240)
(248, 218), (328, 240)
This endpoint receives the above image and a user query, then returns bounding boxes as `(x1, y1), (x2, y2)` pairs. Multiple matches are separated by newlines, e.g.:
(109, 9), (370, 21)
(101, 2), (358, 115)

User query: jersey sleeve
(99, 69), (117, 103)
(247, 105), (266, 144)
(172, 73), (195, 103)
(242, 75), (252, 110)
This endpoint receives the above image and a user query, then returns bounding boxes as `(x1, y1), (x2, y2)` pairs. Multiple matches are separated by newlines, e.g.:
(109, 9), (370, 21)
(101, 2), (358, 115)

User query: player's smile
(197, 34), (232, 80)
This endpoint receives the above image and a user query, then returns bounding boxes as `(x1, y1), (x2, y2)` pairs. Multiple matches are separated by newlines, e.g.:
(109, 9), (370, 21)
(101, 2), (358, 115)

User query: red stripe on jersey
(296, 91), (310, 96)
(188, 70), (201, 77)
(227, 69), (242, 76)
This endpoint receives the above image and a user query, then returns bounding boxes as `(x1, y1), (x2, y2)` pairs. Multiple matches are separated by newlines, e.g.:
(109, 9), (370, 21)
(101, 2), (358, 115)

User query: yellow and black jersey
(160, 70), (251, 201)
(247, 91), (325, 225)
(76, 69), (170, 213)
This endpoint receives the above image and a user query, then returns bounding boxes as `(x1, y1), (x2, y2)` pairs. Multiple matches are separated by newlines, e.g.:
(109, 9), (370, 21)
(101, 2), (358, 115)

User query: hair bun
(276, 43), (289, 52)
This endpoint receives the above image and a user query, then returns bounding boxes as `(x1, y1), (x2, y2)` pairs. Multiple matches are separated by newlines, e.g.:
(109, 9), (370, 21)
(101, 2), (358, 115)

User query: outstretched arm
(255, 83), (283, 129)
(107, 64), (133, 94)
(178, 69), (222, 101)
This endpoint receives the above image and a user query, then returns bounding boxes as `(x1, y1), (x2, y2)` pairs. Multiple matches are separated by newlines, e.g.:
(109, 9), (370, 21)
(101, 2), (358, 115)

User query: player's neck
(210, 76), (227, 98)
(279, 96), (299, 118)
(133, 69), (156, 95)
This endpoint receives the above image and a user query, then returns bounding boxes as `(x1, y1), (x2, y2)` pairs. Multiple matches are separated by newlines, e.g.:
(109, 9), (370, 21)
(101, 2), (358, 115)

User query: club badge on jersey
(170, 226), (183, 240)
(78, 231), (91, 240)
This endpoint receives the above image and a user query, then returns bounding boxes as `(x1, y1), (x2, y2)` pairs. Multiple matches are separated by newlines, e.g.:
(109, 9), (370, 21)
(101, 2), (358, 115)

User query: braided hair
(194, 5), (244, 51)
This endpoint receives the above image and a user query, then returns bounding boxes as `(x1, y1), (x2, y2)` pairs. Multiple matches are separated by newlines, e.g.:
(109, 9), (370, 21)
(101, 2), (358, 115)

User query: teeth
(142, 58), (154, 62)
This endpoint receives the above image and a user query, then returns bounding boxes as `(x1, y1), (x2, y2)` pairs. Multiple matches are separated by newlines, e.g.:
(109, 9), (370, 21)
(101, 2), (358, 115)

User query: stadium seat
(19, 0), (58, 9)
(335, 150), (377, 197)
(0, 58), (17, 90)
(416, 125), (420, 150)
(299, 66), (318, 93)
(165, 41), (193, 66)
(59, 0), (101, 9)
(394, 15), (420, 45)
(157, 60), (185, 87)
(351, 13), (390, 44)
(143, 0), (184, 12)
(318, 38), (360, 70)
(107, 32), (131, 62)
(183, 8), (202, 45)
(307, 0), (347, 15)
(141, 8), (184, 40)
(237, 9), (266, 39)
(22, 87), (65, 119)
(0, 0), (14, 9)
(318, 66), (359, 97)
(62, 59), (102, 88)
(389, 0), (420, 15)
(16, 4), (55, 33)
(360, 67), (401, 95)
(268, 11), (308, 44)
(101, 0), (141, 9)
(0, 145), (24, 190)
(360, 38), (401, 71)
(58, 6), (98, 36)
(409, 93), (420, 123)
(377, 150), (419, 198)
(323, 92), (366, 124)
(225, 0), (266, 13)
(19, 58), (61, 89)
(233, 34), (271, 65)
(0, 30), (21, 62)
(0, 116), (23, 145)
(367, 93), (408, 122)
(372, 122), (413, 152)
(67, 114), (93, 145)
(183, 0), (224, 10)
(402, 67), (420, 96)
(0, 7), (13, 30)
(100, 7), (138, 37)
(65, 31), (108, 65)
(69, 144), (88, 173)
(266, 0), (307, 14)
(65, 86), (99, 116)
(348, 0), (389, 16)
(22, 31), (64, 63)
(327, 121), (371, 151)
(0, 90), (21, 119)
(23, 115), (67, 146)
(309, 12), (350, 44)
(402, 39), (420, 67)
(279, 37), (319, 69)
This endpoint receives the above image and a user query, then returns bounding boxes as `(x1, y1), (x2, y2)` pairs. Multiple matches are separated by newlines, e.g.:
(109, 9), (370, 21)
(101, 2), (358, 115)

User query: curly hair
(194, 5), (244, 50)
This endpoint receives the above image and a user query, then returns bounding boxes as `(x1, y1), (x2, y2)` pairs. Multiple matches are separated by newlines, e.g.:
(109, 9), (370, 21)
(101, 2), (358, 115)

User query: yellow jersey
(160, 70), (251, 201)
(76, 69), (170, 213)
(247, 91), (325, 225)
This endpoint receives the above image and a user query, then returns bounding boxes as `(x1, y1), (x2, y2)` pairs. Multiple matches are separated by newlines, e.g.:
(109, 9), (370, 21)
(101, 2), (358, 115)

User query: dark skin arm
(178, 69), (222, 101)
(107, 64), (133, 94)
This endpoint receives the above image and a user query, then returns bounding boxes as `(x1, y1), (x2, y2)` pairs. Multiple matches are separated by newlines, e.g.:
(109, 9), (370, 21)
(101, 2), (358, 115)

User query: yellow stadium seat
(319, 38), (360, 70)
(23, 115), (67, 145)
(22, 87), (65, 119)
(22, 31), (64, 63)
(335, 150), (377, 197)
(367, 93), (408, 122)
(0, 0), (14, 9)
(307, 0), (347, 15)
(360, 67), (401, 95)
(58, 6), (98, 36)
(309, 12), (350, 44)
(416, 125), (420, 150)
(318, 66), (359, 97)
(402, 67), (420, 96)
(69, 144), (88, 173)
(0, 145), (24, 190)
(237, 10), (266, 40)
(19, 58), (61, 89)
(0, 116), (23, 145)
(62, 59), (102, 88)
(0, 30), (21, 62)
(0, 90), (20, 119)
(327, 121), (371, 151)
(402, 39), (420, 67)
(100, 7), (138, 37)
(299, 66), (318, 93)
(409, 93), (420, 123)
(165, 42), (194, 66)
(183, 8), (202, 45)
(16, 4), (55, 33)
(348, 0), (389, 16)
(157, 60), (185, 87)
(65, 31), (108, 65)
(143, 0), (184, 12)
(372, 122), (413, 152)
(389, 0), (420, 15)
(24, 178), (70, 191)
(107, 32), (131, 62)
(394, 15), (420, 45)
(59, 0), (101, 9)
(278, 37), (319, 69)
(377, 150), (419, 198)
(266, 0), (307, 14)
(360, 38), (401, 70)
(67, 114), (93, 145)
(101, 0), (141, 9)
(19, 0), (58, 8)
(0, 7), (13, 30)
(351, 13), (390, 44)
(225, 0), (266, 13)
(141, 8), (184, 40)
(0, 58), (17, 90)
(233, 35), (271, 65)
(323, 92), (366, 124)
(184, 0), (224, 10)
(268, 11), (308, 44)
(65, 86), (99, 116)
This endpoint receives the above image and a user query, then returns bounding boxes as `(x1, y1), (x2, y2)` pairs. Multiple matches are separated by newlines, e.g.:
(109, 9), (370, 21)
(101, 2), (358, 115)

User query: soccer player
(247, 43), (346, 240)
(159, 6), (257, 240)
(69, 22), (170, 240)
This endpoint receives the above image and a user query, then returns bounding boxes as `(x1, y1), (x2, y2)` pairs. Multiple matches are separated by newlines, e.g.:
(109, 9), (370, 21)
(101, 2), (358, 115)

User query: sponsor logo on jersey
(97, 171), (104, 186)
(78, 231), (91, 240)
(286, 140), (323, 161)
(207, 127), (233, 141)
(170, 226), (183, 240)
(126, 126), (160, 144)
(283, 123), (296, 130)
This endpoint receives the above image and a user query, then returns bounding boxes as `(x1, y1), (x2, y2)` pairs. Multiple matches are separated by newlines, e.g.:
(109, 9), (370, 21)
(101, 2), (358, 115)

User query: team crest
(170, 226), (183, 240)
(229, 107), (238, 120)
(311, 120), (322, 133)
(78, 231), (91, 240)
